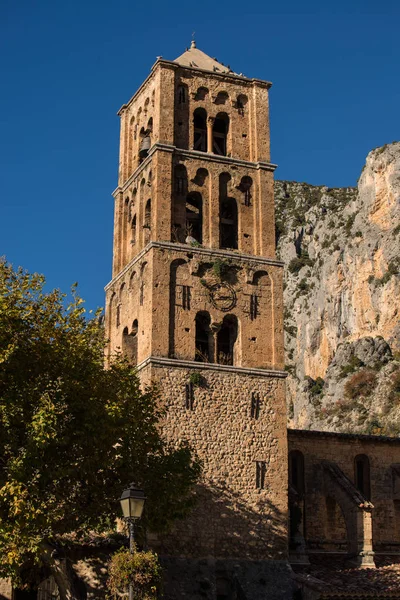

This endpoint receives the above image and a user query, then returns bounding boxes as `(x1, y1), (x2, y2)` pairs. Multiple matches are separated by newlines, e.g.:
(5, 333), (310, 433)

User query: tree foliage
(0, 259), (201, 588)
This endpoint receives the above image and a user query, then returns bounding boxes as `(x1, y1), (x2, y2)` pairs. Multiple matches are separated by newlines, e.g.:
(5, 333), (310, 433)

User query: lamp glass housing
(119, 485), (146, 519)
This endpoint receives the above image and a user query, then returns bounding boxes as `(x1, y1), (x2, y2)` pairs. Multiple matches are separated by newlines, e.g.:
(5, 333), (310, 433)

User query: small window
(185, 383), (194, 410)
(256, 461), (266, 489)
(355, 454), (371, 500)
(178, 85), (186, 104)
(250, 294), (259, 320)
(251, 392), (260, 419)
(193, 108), (207, 152)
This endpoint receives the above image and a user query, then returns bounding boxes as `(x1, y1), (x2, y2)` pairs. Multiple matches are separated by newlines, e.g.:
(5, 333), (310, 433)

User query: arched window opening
(129, 270), (136, 288)
(217, 314), (238, 365)
(147, 117), (153, 132)
(219, 172), (231, 200)
(192, 167), (208, 187)
(122, 319), (138, 365)
(144, 200), (151, 229)
(355, 455), (371, 500)
(215, 91), (229, 105)
(175, 164), (188, 196)
(236, 94), (248, 115)
(289, 451), (305, 495)
(239, 176), (253, 206)
(178, 85), (186, 104)
(139, 126), (151, 162)
(186, 192), (202, 243)
(220, 197), (238, 249)
(195, 311), (211, 362)
(193, 108), (207, 152)
(213, 112), (229, 155)
(195, 87), (208, 101)
(131, 214), (137, 243)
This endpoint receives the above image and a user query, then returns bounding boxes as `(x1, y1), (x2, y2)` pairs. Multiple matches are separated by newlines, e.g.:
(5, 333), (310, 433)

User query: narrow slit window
(256, 461), (267, 489)
(116, 304), (121, 327)
(251, 392), (260, 419)
(182, 285), (191, 310)
(250, 294), (259, 320)
(185, 383), (194, 410)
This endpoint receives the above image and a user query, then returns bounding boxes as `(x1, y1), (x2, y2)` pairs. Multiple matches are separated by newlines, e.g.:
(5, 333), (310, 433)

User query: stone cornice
(288, 428), (400, 444)
(105, 241), (284, 291)
(152, 58), (273, 89)
(136, 356), (287, 379)
(113, 143), (277, 196)
(117, 59), (272, 116)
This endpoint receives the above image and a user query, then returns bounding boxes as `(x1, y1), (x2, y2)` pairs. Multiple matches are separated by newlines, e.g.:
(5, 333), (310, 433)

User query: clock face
(208, 282), (236, 312)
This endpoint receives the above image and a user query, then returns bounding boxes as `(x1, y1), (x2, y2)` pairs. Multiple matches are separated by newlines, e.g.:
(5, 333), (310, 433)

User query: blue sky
(1, 0), (399, 312)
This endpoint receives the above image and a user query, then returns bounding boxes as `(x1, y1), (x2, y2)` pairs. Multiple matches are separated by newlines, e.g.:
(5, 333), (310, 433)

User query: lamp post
(119, 483), (146, 600)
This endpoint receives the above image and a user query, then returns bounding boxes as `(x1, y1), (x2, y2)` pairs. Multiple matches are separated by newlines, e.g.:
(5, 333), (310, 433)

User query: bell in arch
(139, 135), (151, 159)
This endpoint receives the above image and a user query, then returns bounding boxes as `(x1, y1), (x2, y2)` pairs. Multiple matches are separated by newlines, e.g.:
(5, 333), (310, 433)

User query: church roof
(174, 41), (235, 75)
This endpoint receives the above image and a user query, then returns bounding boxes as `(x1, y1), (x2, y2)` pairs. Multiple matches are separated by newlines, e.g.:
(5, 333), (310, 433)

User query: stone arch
(122, 319), (138, 365)
(236, 93), (248, 115)
(169, 259), (190, 357)
(217, 314), (238, 365)
(129, 270), (136, 289)
(144, 199), (151, 244)
(131, 214), (137, 244)
(238, 175), (253, 206)
(139, 262), (147, 306)
(289, 450), (305, 496)
(195, 311), (212, 362)
(195, 86), (209, 101)
(186, 192), (203, 243)
(355, 454), (371, 500)
(213, 112), (229, 155)
(144, 97), (150, 114)
(177, 83), (188, 104)
(192, 167), (208, 187)
(193, 107), (207, 152)
(219, 171), (231, 198)
(220, 197), (238, 249)
(215, 91), (229, 105)
(322, 461), (375, 566)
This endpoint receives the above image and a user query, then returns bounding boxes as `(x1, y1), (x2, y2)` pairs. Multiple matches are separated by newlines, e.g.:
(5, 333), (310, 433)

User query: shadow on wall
(157, 482), (292, 600)
(11, 483), (291, 600)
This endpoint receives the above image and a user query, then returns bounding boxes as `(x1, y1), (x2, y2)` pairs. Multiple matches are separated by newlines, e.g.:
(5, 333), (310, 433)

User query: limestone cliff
(275, 142), (400, 433)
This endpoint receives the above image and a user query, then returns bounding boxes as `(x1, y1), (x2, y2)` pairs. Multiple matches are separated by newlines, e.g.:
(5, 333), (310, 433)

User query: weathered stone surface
(276, 142), (400, 431)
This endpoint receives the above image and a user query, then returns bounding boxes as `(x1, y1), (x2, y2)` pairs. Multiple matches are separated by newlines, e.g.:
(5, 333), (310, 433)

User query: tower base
(160, 557), (294, 600)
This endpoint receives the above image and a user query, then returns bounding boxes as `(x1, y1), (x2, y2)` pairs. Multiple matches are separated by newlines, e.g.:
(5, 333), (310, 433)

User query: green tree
(0, 259), (201, 598)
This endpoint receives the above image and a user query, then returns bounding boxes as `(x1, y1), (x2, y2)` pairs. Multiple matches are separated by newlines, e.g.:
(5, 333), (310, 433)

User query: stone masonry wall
(105, 245), (284, 370)
(141, 362), (288, 561)
(288, 429), (400, 552)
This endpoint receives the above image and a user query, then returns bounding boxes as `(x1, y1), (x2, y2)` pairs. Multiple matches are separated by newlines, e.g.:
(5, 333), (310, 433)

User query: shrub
(189, 371), (203, 387)
(344, 369), (378, 399)
(107, 547), (162, 600)
(288, 256), (313, 275)
(213, 259), (229, 280)
(339, 355), (365, 378)
(298, 278), (309, 294)
(345, 214), (356, 235)
(389, 369), (400, 404)
(355, 231), (363, 237)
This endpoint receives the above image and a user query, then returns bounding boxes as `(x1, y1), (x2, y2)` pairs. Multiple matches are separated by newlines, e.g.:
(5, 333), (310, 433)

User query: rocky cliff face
(275, 142), (400, 433)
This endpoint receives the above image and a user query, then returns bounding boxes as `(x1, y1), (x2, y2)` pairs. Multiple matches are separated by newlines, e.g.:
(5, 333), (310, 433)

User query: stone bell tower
(105, 41), (291, 599)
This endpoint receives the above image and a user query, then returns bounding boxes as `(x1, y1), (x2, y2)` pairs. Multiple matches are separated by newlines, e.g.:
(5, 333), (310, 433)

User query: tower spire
(191, 32), (196, 48)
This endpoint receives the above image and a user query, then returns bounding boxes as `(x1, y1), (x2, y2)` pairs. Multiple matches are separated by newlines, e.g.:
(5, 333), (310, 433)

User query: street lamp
(119, 484), (146, 600)
(119, 483), (146, 552)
